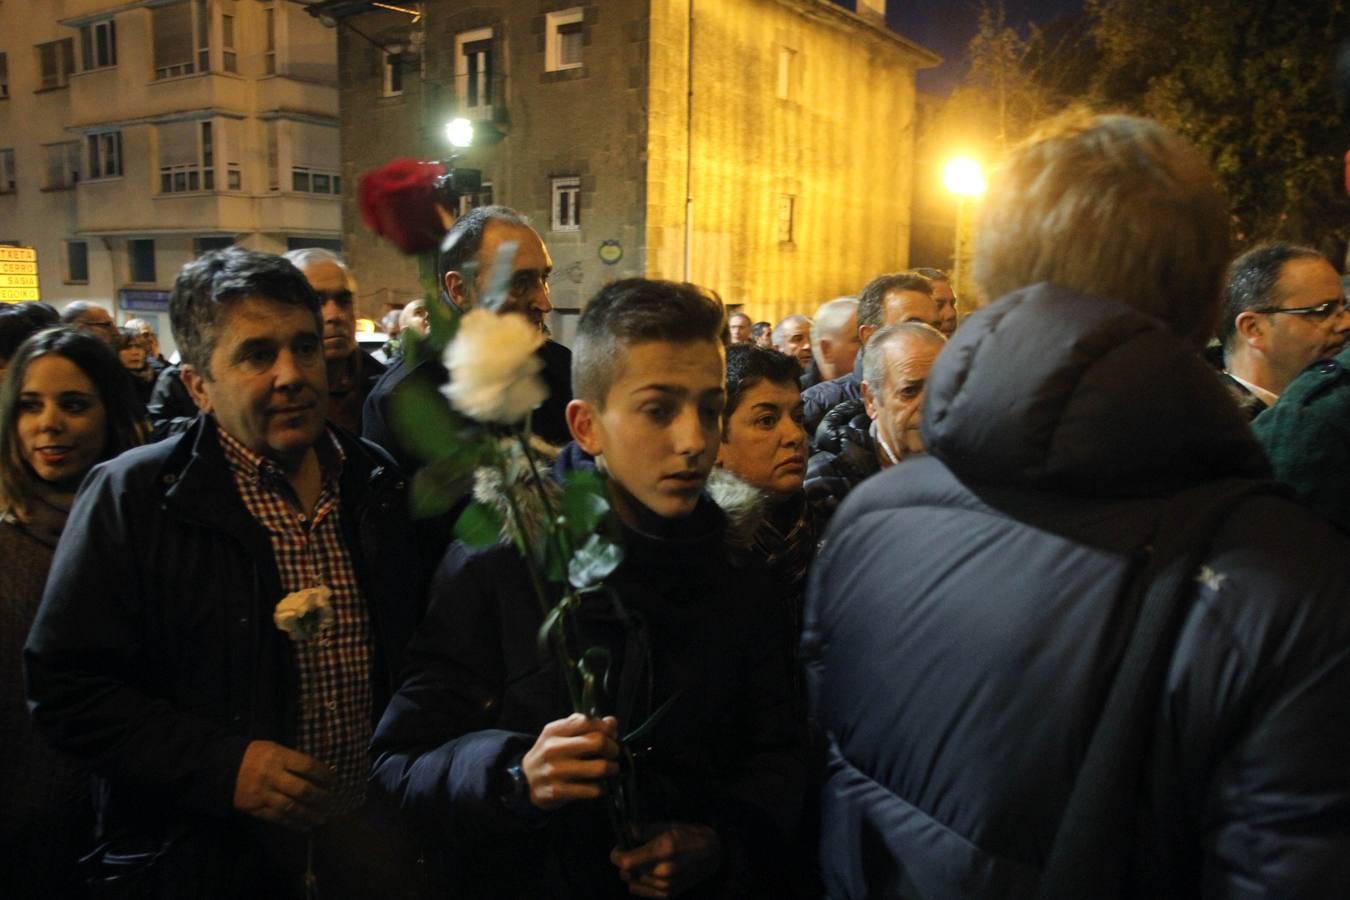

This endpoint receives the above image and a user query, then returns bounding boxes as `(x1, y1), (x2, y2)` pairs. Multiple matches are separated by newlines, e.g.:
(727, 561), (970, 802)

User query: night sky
(883, 0), (1089, 94)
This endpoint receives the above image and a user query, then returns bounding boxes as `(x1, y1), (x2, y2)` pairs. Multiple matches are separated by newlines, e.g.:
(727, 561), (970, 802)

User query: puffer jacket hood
(922, 283), (1270, 495)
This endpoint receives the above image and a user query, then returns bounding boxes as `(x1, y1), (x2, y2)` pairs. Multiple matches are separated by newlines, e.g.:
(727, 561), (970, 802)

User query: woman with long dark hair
(0, 327), (146, 898)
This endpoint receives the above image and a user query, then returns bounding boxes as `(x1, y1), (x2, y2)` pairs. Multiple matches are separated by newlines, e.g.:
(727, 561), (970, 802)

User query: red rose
(358, 158), (448, 254)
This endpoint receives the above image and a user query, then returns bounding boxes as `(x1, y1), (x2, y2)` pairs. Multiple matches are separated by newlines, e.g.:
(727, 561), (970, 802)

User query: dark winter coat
(370, 444), (804, 898)
(801, 355), (863, 446)
(803, 401), (879, 523)
(24, 416), (430, 898)
(1252, 348), (1350, 532)
(804, 283), (1350, 898)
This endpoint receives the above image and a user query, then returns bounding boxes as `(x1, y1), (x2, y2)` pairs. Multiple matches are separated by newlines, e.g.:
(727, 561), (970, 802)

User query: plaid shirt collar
(217, 425), (346, 495)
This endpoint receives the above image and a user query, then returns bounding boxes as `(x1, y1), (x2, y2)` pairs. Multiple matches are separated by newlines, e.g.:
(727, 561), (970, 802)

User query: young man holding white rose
(371, 278), (805, 898)
(25, 248), (429, 898)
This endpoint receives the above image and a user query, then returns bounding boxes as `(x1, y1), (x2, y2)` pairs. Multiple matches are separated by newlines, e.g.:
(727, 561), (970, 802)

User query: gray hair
(862, 322), (946, 390)
(283, 247), (348, 273)
(772, 314), (811, 348)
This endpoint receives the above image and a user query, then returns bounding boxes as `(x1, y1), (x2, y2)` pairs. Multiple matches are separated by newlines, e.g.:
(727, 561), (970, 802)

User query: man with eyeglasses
(362, 206), (573, 472)
(284, 248), (387, 434)
(1218, 243), (1350, 419)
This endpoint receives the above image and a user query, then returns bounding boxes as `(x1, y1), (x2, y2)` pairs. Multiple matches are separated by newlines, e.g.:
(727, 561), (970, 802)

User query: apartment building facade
(0, 0), (342, 349)
(338, 0), (938, 334)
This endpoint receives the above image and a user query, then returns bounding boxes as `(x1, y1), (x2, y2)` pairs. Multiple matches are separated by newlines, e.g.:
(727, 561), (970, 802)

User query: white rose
(274, 585), (335, 643)
(441, 310), (548, 425)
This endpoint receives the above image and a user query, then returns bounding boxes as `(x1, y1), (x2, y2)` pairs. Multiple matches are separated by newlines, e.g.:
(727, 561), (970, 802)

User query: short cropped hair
(573, 278), (727, 407)
(0, 301), (59, 365)
(857, 273), (933, 330)
(437, 205), (531, 290)
(772, 315), (811, 348)
(282, 246), (347, 273)
(1219, 242), (1325, 351)
(751, 321), (772, 342)
(723, 343), (802, 435)
(0, 328), (146, 519)
(974, 111), (1230, 343)
(170, 248), (321, 376)
(911, 267), (950, 285)
(862, 322), (946, 390)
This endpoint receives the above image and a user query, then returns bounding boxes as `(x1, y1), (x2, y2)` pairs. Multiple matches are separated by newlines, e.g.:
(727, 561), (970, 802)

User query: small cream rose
(441, 310), (548, 425)
(274, 586), (335, 643)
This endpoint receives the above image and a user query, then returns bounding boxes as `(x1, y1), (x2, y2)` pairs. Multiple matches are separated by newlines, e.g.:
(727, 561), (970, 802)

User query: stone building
(0, 0), (342, 350)
(338, 0), (937, 337)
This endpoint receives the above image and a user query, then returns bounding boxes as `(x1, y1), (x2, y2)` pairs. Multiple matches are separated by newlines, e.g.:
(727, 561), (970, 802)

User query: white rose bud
(441, 309), (549, 425)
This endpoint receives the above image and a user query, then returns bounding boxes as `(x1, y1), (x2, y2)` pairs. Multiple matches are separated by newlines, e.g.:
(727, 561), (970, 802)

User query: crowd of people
(4, 110), (1350, 898)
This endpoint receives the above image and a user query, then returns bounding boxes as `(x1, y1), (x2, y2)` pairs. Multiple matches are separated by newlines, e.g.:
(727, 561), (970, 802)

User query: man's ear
(1234, 310), (1266, 349)
(566, 399), (603, 456)
(444, 271), (470, 313)
(179, 364), (213, 414)
(858, 324), (876, 347)
(861, 380), (879, 422)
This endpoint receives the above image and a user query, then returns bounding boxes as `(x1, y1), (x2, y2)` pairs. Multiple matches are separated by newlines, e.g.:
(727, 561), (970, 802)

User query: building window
(80, 19), (118, 71)
(455, 29), (493, 119)
(153, 0), (210, 79)
(776, 47), (795, 101)
(291, 166), (341, 195)
(194, 236), (233, 256)
(286, 237), (342, 253)
(546, 9), (584, 72)
(222, 13), (237, 73)
(66, 241), (89, 283)
(37, 39), (76, 90)
(0, 53), (8, 99)
(44, 142), (82, 190)
(0, 150), (15, 193)
(382, 48), (404, 97)
(159, 120), (241, 193)
(263, 6), (277, 75)
(777, 194), (796, 244)
(87, 131), (123, 178)
(128, 239), (156, 283)
(456, 181), (494, 218)
(551, 177), (580, 232)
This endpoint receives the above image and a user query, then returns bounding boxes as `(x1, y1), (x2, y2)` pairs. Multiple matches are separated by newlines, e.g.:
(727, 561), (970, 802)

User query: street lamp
(445, 117), (474, 148)
(943, 157), (985, 303)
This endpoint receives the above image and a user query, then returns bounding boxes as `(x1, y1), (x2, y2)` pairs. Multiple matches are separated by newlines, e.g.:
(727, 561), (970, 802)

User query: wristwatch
(501, 760), (543, 820)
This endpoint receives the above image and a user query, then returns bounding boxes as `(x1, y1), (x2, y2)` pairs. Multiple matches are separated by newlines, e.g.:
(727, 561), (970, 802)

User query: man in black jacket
(25, 249), (428, 899)
(804, 114), (1350, 897)
(362, 206), (573, 473)
(370, 278), (803, 898)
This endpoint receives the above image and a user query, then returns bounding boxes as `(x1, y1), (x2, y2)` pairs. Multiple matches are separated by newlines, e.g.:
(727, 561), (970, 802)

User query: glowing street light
(943, 157), (985, 303)
(943, 157), (986, 197)
(445, 117), (474, 148)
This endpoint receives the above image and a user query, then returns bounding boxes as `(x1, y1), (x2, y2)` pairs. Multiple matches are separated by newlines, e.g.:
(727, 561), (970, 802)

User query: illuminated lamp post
(943, 157), (986, 303)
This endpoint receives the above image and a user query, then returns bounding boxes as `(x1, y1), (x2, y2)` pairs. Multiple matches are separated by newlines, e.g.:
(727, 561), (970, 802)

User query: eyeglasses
(1255, 299), (1347, 320)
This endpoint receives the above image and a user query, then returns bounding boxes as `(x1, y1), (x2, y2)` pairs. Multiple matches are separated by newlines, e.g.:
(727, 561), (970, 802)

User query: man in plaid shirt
(26, 248), (429, 899)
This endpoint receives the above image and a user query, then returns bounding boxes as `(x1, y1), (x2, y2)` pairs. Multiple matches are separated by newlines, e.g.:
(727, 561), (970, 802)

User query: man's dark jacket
(363, 337), (573, 473)
(803, 399), (878, 523)
(1252, 349), (1350, 531)
(801, 354), (863, 446)
(146, 363), (198, 441)
(804, 283), (1350, 898)
(369, 444), (804, 898)
(24, 416), (430, 895)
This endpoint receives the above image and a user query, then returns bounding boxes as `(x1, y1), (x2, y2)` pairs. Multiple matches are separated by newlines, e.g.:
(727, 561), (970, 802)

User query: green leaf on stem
(389, 378), (473, 463)
(454, 500), (505, 548)
(578, 646), (612, 717)
(568, 534), (624, 590)
(410, 456), (478, 518)
(535, 602), (566, 662)
(621, 690), (684, 745)
(559, 469), (610, 545)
